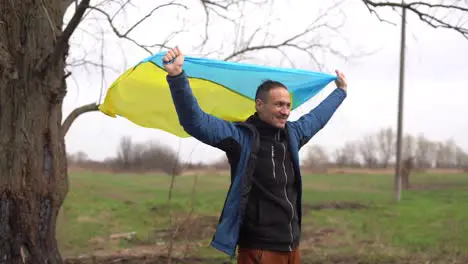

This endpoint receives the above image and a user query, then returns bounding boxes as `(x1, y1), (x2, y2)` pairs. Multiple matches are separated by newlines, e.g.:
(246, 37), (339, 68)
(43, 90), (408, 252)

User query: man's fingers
(175, 46), (182, 56)
(163, 47), (181, 64)
(163, 46), (183, 65)
(335, 70), (346, 80)
(168, 49), (176, 59)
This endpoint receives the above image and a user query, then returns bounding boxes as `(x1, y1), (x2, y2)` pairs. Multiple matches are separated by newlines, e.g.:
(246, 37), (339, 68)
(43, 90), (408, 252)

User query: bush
(112, 136), (181, 175)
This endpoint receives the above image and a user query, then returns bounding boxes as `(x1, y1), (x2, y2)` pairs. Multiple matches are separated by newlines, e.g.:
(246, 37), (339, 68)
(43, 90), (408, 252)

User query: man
(163, 47), (347, 264)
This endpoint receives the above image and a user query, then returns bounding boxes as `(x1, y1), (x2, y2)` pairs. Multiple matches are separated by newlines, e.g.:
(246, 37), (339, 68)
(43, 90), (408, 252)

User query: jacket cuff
(166, 70), (186, 81)
(334, 87), (347, 98)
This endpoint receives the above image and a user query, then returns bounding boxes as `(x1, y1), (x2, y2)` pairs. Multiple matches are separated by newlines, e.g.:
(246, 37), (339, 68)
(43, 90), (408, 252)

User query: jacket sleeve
(288, 88), (347, 149)
(166, 71), (242, 147)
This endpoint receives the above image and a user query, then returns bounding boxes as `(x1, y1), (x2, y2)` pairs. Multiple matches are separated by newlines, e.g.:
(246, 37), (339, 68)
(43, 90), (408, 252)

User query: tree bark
(0, 1), (68, 263)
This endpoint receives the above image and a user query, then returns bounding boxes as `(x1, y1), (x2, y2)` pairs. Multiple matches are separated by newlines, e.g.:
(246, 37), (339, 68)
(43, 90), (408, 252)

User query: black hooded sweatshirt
(237, 113), (300, 252)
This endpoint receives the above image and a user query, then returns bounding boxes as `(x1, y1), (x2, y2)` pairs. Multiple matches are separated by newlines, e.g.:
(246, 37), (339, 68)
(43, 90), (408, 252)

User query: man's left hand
(334, 70), (347, 92)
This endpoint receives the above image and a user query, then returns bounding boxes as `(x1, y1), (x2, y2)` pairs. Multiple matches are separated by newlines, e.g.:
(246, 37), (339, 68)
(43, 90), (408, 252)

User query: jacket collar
(246, 113), (286, 141)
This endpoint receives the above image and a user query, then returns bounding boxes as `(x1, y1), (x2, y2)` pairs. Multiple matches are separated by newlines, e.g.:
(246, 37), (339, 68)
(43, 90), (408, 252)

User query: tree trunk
(0, 1), (68, 263)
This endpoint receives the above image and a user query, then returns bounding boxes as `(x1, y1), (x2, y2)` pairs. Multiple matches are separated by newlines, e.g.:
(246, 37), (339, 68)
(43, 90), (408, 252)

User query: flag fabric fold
(98, 51), (337, 137)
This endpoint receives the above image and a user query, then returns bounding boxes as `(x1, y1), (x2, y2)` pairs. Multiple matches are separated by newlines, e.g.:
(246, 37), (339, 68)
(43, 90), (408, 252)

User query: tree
(359, 134), (379, 168)
(116, 136), (133, 170)
(67, 151), (89, 165)
(455, 147), (468, 169)
(402, 133), (415, 160)
(415, 134), (434, 169)
(0, 1), (89, 262)
(1, 0), (466, 262)
(376, 127), (395, 168)
(444, 139), (459, 168)
(434, 139), (460, 168)
(304, 145), (330, 171)
(0, 0), (351, 262)
(112, 137), (181, 175)
(361, 1), (468, 40)
(333, 141), (359, 167)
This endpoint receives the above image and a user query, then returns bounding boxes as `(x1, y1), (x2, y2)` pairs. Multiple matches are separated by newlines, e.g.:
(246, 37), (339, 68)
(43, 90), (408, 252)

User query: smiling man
(163, 47), (347, 264)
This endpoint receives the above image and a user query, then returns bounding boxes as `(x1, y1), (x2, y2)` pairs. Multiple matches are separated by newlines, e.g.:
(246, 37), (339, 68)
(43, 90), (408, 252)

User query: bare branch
(362, 1), (397, 26)
(123, 3), (185, 37)
(99, 28), (106, 103)
(64, 2), (191, 132)
(111, 0), (134, 21)
(50, 0), (90, 66)
(67, 58), (120, 74)
(166, 139), (183, 263)
(201, 0), (233, 10)
(198, 1), (214, 48)
(219, 1), (352, 70)
(362, 0), (468, 39)
(196, 0), (268, 51)
(65, 21), (121, 84)
(61, 103), (99, 136)
(88, 1), (188, 55)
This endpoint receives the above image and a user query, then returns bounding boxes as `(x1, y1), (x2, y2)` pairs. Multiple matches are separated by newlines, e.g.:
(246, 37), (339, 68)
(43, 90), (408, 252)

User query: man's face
(256, 87), (291, 128)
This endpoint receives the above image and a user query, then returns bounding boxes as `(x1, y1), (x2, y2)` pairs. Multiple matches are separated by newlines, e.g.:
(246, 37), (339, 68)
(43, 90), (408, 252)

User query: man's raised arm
(164, 47), (241, 147)
(288, 70), (348, 149)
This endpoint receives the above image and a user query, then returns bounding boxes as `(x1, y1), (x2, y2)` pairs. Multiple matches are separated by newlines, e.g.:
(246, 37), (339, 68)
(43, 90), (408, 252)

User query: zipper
(281, 142), (294, 251)
(271, 145), (276, 179)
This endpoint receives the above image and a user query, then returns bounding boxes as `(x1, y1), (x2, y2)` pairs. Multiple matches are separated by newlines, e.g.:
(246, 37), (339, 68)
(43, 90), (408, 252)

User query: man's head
(255, 80), (291, 128)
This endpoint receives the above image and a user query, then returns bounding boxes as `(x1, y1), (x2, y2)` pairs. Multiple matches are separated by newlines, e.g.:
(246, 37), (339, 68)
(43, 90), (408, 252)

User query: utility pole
(395, 1), (407, 202)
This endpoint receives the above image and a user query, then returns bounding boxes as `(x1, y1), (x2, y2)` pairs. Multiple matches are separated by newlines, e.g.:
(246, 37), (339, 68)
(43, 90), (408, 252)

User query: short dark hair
(255, 80), (287, 102)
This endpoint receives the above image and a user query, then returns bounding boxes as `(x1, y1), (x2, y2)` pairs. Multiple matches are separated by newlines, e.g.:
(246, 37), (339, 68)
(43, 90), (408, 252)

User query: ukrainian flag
(99, 52), (337, 137)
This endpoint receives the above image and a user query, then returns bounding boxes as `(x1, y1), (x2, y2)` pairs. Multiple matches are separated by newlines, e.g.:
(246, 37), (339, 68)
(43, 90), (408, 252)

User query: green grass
(302, 174), (468, 257)
(58, 171), (468, 262)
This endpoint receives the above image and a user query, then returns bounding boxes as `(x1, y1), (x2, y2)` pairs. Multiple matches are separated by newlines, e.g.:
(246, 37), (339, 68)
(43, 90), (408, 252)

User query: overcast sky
(63, 0), (468, 164)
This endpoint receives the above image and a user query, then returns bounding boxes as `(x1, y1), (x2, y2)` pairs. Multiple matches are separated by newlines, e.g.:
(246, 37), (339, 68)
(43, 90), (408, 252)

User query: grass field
(58, 171), (468, 263)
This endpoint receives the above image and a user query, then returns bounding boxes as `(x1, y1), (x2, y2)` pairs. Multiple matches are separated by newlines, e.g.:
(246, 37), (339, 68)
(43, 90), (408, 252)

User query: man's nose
(280, 107), (290, 115)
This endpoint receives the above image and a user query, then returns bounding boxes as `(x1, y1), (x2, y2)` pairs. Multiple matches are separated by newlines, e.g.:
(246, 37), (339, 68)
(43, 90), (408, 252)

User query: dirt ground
(64, 256), (227, 264)
(63, 200), (468, 263)
(64, 252), (468, 264)
(63, 202), (372, 264)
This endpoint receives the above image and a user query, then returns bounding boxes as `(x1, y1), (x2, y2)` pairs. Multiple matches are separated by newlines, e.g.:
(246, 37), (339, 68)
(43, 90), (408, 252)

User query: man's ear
(255, 98), (264, 111)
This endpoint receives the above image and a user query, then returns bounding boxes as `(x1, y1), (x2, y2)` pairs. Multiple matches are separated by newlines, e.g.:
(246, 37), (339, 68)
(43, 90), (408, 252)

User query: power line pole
(395, 1), (407, 202)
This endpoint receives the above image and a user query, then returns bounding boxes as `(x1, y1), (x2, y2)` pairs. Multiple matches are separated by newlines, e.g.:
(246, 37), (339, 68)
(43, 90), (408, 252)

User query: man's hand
(334, 70), (347, 91)
(163, 47), (184, 76)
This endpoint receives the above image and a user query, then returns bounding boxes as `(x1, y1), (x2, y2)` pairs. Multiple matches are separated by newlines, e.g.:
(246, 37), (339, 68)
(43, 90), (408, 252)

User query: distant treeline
(68, 128), (468, 175)
(304, 128), (468, 171)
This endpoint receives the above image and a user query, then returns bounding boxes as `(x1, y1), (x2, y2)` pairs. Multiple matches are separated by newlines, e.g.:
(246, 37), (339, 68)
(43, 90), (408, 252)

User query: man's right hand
(334, 70), (347, 92)
(163, 47), (184, 76)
